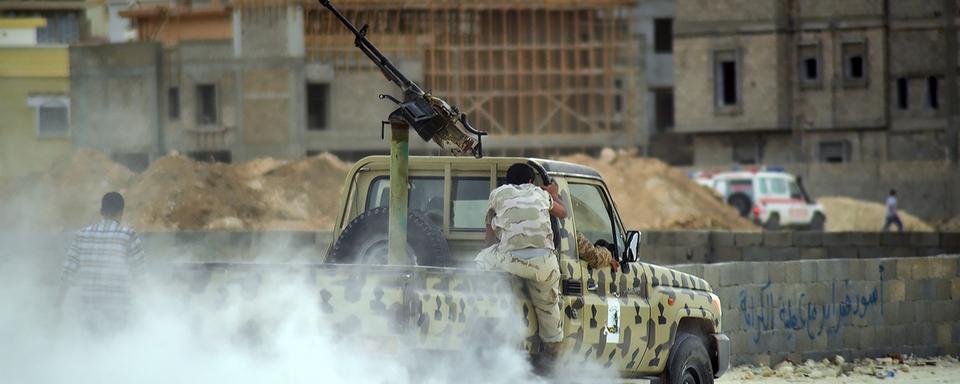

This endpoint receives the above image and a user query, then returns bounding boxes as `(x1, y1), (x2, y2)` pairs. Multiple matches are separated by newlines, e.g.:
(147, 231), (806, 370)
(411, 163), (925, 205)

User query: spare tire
(328, 207), (450, 266)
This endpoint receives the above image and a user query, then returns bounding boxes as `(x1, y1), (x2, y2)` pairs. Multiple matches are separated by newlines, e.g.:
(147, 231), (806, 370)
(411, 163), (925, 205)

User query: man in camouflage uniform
(476, 163), (568, 360)
(576, 232), (620, 272)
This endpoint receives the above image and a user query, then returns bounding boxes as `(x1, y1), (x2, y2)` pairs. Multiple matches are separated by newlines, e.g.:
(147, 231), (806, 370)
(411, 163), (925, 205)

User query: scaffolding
(244, 0), (640, 150)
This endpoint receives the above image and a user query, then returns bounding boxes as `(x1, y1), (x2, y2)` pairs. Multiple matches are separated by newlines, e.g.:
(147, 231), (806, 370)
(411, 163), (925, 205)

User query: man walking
(476, 163), (568, 366)
(883, 189), (904, 232)
(59, 192), (145, 334)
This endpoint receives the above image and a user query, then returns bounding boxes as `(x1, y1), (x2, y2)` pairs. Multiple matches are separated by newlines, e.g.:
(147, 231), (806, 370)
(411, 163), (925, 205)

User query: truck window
(451, 178), (490, 231)
(757, 178), (769, 194)
(569, 183), (614, 245)
(366, 177), (444, 218)
(788, 181), (803, 200)
(769, 178), (788, 195)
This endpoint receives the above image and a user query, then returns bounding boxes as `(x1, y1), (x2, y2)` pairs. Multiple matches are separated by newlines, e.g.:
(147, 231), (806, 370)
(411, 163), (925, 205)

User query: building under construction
(70, 0), (642, 165)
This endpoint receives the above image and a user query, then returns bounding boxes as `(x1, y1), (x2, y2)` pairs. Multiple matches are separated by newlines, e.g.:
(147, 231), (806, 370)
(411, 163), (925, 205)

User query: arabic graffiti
(738, 266), (885, 343)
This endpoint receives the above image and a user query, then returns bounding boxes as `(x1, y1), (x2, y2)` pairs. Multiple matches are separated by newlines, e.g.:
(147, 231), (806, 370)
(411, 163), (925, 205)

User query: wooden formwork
(242, 0), (639, 144)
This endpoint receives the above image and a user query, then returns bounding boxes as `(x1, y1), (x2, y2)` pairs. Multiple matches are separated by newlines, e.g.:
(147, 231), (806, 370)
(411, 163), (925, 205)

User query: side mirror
(623, 231), (641, 263)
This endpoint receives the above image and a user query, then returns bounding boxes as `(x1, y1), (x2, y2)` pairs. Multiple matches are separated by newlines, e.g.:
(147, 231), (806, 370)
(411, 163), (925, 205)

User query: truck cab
(326, 156), (730, 382)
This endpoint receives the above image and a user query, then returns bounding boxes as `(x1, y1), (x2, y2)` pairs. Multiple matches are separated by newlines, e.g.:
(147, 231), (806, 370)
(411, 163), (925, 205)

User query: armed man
(475, 163), (568, 369)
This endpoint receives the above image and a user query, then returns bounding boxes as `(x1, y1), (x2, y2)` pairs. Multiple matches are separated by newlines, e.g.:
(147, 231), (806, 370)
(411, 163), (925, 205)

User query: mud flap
(711, 333), (731, 378)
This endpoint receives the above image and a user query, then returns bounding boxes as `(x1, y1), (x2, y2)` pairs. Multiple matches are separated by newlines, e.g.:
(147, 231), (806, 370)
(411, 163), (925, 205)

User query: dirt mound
(6, 148), (755, 232)
(257, 153), (349, 229)
(819, 196), (933, 232)
(935, 216), (960, 231)
(0, 150), (134, 230)
(1, 150), (349, 232)
(125, 154), (270, 231)
(557, 152), (757, 231)
(125, 152), (348, 231)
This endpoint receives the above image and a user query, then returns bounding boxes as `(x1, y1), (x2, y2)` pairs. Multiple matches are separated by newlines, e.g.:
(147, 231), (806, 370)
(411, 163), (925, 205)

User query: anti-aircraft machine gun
(319, 0), (487, 158)
(319, 0), (488, 264)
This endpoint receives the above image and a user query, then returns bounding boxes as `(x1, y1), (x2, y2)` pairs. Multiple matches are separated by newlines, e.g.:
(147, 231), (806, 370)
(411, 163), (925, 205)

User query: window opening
(897, 78), (908, 110)
(196, 84), (217, 124)
(307, 83), (330, 130)
(569, 183), (615, 246)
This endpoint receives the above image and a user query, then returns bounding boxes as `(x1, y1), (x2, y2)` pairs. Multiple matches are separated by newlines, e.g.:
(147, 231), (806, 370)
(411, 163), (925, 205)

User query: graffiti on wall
(739, 266), (884, 343)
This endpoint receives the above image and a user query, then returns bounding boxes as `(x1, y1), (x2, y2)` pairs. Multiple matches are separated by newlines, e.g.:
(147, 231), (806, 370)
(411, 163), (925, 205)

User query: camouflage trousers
(476, 245), (563, 343)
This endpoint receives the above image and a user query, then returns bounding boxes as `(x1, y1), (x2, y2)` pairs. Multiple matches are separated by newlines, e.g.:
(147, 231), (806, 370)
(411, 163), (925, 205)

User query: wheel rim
(681, 367), (701, 384)
(355, 237), (417, 264)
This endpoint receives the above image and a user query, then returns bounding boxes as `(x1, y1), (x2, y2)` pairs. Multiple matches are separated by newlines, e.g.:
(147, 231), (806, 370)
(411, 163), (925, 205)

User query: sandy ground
(717, 358), (960, 384)
(717, 365), (960, 383)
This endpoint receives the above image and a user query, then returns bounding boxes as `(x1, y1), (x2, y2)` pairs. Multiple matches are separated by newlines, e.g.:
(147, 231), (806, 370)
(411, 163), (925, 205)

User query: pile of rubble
(736, 354), (957, 381)
(0, 150), (348, 231)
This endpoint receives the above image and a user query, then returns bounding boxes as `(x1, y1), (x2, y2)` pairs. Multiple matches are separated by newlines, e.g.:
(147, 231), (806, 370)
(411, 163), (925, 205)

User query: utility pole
(387, 116), (409, 265)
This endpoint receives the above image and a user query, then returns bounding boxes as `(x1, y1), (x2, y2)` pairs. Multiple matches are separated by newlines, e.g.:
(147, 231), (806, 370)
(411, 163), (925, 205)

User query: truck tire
(662, 332), (714, 384)
(727, 194), (752, 218)
(765, 213), (780, 230)
(809, 213), (825, 231)
(328, 207), (450, 266)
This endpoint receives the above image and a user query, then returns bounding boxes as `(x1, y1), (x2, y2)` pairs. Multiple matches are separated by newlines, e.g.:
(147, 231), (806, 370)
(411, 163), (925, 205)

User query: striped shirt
(61, 219), (145, 316)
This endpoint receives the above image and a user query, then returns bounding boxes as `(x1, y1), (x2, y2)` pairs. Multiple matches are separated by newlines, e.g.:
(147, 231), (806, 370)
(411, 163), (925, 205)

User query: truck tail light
(711, 293), (722, 317)
(752, 206), (760, 218)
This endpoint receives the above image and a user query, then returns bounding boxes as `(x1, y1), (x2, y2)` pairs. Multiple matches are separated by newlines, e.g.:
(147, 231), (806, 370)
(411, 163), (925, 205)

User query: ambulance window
(569, 183), (615, 245)
(758, 178), (769, 194)
(789, 181), (803, 200)
(769, 178), (788, 195)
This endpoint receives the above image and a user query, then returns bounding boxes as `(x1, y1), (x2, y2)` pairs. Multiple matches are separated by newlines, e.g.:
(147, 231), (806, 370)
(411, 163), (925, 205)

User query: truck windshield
(365, 176), (495, 231)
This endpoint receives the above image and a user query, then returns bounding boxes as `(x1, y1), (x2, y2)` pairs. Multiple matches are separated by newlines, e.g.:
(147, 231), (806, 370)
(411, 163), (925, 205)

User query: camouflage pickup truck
(317, 155), (730, 383)
(176, 155), (728, 383)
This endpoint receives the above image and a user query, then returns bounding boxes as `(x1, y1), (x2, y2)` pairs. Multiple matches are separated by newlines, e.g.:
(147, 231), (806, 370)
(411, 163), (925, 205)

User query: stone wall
(640, 231), (960, 265)
(673, 255), (960, 365)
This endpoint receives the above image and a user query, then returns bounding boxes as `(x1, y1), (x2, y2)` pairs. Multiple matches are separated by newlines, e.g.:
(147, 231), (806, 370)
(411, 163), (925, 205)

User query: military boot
(534, 341), (564, 376)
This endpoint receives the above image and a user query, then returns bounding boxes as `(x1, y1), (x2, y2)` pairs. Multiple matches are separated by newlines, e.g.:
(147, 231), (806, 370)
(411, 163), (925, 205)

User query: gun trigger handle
(379, 94), (401, 104)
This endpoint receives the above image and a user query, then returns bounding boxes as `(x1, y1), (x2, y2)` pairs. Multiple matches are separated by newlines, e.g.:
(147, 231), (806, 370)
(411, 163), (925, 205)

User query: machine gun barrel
(318, 0), (424, 96)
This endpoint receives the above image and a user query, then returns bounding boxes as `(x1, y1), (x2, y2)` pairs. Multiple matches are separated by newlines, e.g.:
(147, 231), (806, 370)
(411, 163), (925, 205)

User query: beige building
(674, 0), (958, 166)
(0, 18), (72, 180)
(70, 0), (644, 166)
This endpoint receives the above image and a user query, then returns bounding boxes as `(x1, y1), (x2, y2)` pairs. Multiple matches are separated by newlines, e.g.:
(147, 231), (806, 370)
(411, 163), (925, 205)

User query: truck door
(567, 181), (650, 372)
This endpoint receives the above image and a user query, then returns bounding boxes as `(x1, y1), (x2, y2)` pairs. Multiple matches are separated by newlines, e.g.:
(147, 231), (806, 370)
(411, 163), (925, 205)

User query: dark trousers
(883, 215), (903, 232)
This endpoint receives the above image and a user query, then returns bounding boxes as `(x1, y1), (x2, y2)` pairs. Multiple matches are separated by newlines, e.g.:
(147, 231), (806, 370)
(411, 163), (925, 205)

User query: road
(717, 362), (960, 384)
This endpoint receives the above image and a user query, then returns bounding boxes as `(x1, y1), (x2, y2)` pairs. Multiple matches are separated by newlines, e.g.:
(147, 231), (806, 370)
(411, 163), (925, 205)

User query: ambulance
(693, 168), (826, 230)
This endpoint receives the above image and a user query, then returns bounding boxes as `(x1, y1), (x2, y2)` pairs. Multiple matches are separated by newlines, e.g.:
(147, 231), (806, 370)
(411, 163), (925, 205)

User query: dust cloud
(0, 230), (615, 384)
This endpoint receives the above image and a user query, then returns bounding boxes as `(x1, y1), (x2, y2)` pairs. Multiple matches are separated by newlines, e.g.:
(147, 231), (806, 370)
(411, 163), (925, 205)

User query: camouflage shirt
(488, 183), (555, 253)
(576, 232), (616, 269)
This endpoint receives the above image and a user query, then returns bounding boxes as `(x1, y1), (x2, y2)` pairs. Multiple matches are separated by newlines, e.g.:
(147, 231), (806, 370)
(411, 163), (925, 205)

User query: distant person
(883, 189), (903, 232)
(59, 192), (145, 334)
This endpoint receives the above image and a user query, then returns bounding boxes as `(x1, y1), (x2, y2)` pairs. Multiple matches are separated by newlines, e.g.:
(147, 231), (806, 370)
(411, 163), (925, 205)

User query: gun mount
(319, 0), (487, 158)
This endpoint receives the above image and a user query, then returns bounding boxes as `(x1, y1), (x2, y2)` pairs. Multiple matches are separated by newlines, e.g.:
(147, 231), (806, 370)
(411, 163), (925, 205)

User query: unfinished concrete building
(674, 0), (960, 166)
(70, 0), (642, 165)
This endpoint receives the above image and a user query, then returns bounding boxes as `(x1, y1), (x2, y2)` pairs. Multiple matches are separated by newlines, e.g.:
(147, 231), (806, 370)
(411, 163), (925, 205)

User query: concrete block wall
(641, 231), (960, 265)
(673, 255), (960, 365)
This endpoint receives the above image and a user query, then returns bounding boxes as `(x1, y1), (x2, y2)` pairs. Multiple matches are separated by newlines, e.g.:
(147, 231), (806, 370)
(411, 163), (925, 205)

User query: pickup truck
(177, 156), (729, 383)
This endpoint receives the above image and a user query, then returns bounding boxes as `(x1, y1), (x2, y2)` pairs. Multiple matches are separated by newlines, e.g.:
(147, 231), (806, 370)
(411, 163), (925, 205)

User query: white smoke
(0, 230), (617, 384)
